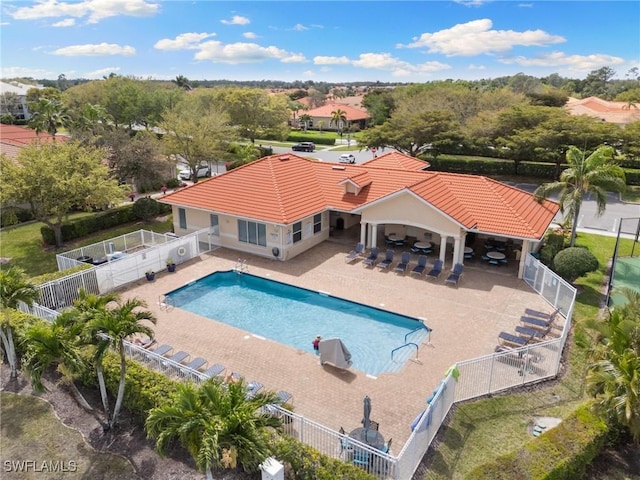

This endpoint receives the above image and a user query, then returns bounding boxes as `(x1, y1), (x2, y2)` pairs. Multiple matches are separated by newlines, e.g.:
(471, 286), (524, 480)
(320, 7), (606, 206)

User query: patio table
(486, 251), (506, 260)
(464, 247), (473, 254)
(349, 427), (385, 450)
(414, 241), (431, 249)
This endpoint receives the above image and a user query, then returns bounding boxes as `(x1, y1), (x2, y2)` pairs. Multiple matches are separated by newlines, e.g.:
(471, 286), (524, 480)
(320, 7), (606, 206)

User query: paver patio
(118, 240), (554, 452)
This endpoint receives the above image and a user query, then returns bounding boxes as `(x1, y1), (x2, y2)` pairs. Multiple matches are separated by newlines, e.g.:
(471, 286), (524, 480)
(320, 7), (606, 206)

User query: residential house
(0, 80), (42, 121)
(298, 102), (371, 132)
(0, 124), (61, 159)
(160, 151), (559, 278)
(564, 96), (640, 126)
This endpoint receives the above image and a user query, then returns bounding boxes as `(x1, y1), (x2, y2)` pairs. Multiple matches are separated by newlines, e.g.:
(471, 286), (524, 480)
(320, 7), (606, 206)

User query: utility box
(259, 457), (284, 480)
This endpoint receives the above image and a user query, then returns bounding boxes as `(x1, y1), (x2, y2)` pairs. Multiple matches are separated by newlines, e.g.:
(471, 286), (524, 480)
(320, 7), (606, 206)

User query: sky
(1, 0), (639, 83)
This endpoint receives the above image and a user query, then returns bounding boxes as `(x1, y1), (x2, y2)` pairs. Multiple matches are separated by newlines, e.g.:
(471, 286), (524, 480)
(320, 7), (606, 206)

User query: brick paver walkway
(119, 241), (552, 451)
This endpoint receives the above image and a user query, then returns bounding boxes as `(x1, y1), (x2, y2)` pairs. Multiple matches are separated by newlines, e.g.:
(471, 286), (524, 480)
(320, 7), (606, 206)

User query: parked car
(292, 142), (315, 152)
(178, 166), (211, 180)
(338, 153), (356, 164)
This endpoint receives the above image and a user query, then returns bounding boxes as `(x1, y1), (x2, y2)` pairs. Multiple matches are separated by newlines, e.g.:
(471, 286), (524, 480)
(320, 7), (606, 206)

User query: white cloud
(154, 33), (215, 51)
(518, 3), (534, 7)
(399, 19), (565, 56)
(500, 51), (625, 70)
(194, 41), (305, 64)
(52, 43), (136, 56)
(52, 18), (75, 27)
(453, 0), (487, 6)
(0, 66), (54, 78)
(468, 64), (486, 70)
(291, 23), (308, 31)
(221, 15), (250, 25)
(84, 66), (121, 79)
(0, 22), (10, 26)
(352, 53), (450, 75)
(10, 0), (159, 24)
(314, 56), (350, 65)
(243, 32), (257, 39)
(302, 70), (316, 77)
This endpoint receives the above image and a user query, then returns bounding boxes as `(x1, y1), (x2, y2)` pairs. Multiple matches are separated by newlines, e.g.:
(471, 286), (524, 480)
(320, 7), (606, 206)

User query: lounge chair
(203, 363), (225, 378)
(515, 325), (546, 339)
(524, 308), (559, 321)
(167, 351), (190, 364)
(246, 381), (264, 399)
(444, 263), (464, 286)
(184, 357), (207, 371)
(521, 316), (551, 329)
(498, 331), (529, 347)
(410, 255), (428, 276)
(277, 390), (293, 405)
(376, 249), (394, 269)
(345, 243), (364, 263)
(394, 252), (411, 274)
(362, 247), (379, 267)
(153, 344), (174, 356)
(425, 259), (444, 280)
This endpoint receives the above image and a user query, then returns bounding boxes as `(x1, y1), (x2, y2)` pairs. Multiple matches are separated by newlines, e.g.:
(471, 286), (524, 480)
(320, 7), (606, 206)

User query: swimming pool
(166, 271), (429, 376)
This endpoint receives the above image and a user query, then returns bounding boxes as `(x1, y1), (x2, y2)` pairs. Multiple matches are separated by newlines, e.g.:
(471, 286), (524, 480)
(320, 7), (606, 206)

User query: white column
(360, 222), (367, 247)
(371, 224), (378, 249)
(439, 235), (448, 266)
(452, 238), (462, 266)
(518, 239), (530, 279)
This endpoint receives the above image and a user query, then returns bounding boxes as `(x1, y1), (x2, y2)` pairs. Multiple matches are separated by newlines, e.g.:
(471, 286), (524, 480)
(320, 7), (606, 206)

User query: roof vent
(278, 155), (291, 161)
(332, 165), (346, 170)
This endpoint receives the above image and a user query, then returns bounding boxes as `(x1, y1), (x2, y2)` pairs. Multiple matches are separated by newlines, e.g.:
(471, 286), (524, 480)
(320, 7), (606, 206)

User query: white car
(178, 166), (211, 181)
(338, 154), (356, 164)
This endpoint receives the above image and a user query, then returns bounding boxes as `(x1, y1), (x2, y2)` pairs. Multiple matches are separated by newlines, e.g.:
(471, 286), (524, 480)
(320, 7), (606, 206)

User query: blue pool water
(166, 271), (429, 376)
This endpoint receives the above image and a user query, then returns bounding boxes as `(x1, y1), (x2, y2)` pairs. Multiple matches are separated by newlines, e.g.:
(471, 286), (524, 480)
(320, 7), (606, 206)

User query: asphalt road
(276, 145), (639, 237)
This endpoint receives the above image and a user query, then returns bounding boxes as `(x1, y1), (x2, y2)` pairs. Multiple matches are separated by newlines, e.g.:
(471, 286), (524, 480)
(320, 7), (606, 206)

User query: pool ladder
(158, 294), (174, 312)
(234, 258), (249, 274)
(391, 324), (431, 364)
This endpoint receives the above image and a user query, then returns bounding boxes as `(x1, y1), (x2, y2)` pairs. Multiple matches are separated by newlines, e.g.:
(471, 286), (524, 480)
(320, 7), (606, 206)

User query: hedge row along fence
(40, 201), (172, 245)
(465, 403), (610, 480)
(424, 155), (640, 185)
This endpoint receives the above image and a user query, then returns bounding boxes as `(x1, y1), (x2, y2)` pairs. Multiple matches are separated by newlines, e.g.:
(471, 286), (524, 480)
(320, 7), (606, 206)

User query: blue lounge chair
(521, 316), (551, 329)
(203, 363), (225, 378)
(363, 247), (379, 267)
(246, 381), (264, 399)
(184, 357), (207, 370)
(444, 263), (464, 286)
(345, 243), (364, 263)
(167, 351), (190, 364)
(376, 249), (394, 269)
(499, 331), (528, 347)
(426, 259), (444, 280)
(153, 344), (173, 356)
(277, 390), (293, 405)
(524, 308), (559, 321)
(515, 325), (546, 339)
(410, 255), (428, 276)
(394, 252), (411, 274)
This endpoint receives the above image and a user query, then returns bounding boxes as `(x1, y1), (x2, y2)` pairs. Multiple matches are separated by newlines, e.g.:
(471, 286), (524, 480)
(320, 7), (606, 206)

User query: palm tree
(73, 103), (113, 136)
(534, 145), (626, 246)
(585, 306), (640, 443)
(299, 113), (311, 132)
(74, 288), (120, 424)
(21, 311), (94, 412)
(173, 75), (193, 91)
(28, 98), (71, 137)
(86, 297), (156, 429)
(330, 108), (348, 136)
(0, 266), (39, 377)
(146, 380), (282, 474)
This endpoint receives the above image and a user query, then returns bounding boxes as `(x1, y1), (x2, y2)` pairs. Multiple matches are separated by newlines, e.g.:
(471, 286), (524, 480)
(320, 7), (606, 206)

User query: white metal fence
(19, 247), (574, 480)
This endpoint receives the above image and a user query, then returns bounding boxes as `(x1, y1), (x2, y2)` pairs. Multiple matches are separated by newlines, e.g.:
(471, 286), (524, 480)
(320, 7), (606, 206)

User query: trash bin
(259, 457), (284, 480)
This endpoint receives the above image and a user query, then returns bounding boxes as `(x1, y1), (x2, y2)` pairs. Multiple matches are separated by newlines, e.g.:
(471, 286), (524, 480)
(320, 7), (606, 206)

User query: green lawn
(0, 393), (137, 479)
(423, 232), (635, 479)
(0, 216), (173, 278)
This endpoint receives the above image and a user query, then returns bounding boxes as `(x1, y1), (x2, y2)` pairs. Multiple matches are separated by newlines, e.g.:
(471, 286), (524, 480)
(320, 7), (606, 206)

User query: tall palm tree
(74, 288), (121, 423)
(28, 98), (71, 137)
(585, 306), (640, 443)
(173, 75), (193, 91)
(21, 311), (94, 412)
(299, 113), (311, 132)
(146, 380), (282, 474)
(330, 108), (348, 136)
(87, 297), (156, 429)
(0, 266), (39, 377)
(73, 103), (113, 136)
(534, 145), (626, 246)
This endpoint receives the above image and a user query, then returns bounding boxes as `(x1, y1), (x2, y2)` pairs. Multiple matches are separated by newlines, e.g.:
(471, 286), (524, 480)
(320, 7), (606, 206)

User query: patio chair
(339, 427), (353, 454)
(520, 316), (551, 329)
(167, 351), (190, 364)
(345, 243), (364, 263)
(152, 344), (174, 357)
(352, 449), (371, 468)
(246, 381), (264, 399)
(394, 252), (411, 274)
(376, 249), (394, 269)
(277, 390), (293, 405)
(381, 438), (392, 454)
(515, 325), (546, 340)
(362, 247), (379, 267)
(444, 263), (464, 286)
(202, 363), (225, 378)
(498, 331), (529, 347)
(184, 357), (207, 371)
(524, 308), (560, 321)
(425, 259), (444, 280)
(410, 255), (428, 276)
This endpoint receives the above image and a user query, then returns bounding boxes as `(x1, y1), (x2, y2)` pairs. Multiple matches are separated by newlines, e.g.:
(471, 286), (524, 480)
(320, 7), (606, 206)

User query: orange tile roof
(0, 124), (59, 147)
(362, 151), (430, 170)
(163, 152), (558, 240)
(565, 96), (640, 125)
(305, 102), (370, 121)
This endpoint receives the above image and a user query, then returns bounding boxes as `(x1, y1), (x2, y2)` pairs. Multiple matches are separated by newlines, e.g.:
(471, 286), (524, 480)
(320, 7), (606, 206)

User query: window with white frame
(238, 220), (267, 246)
(210, 214), (219, 236)
(292, 221), (302, 243)
(178, 208), (187, 229)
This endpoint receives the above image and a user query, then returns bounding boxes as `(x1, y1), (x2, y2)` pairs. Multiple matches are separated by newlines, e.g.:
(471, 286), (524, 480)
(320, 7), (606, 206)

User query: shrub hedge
(286, 132), (336, 146)
(40, 202), (172, 245)
(465, 403), (609, 480)
(0, 206), (35, 228)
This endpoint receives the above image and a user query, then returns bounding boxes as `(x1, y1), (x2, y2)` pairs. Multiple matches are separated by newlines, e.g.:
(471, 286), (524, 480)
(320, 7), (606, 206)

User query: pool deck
(119, 240), (555, 452)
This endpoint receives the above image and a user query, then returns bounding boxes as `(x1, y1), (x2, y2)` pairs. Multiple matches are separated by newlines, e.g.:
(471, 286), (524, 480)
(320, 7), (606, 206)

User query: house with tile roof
(300, 102), (371, 131)
(565, 96), (640, 126)
(0, 124), (63, 159)
(160, 151), (559, 278)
